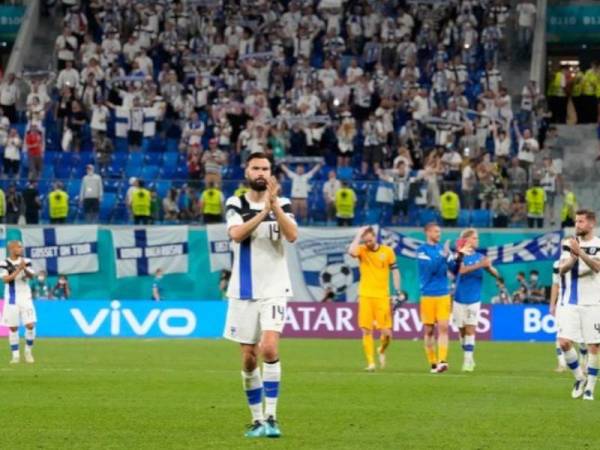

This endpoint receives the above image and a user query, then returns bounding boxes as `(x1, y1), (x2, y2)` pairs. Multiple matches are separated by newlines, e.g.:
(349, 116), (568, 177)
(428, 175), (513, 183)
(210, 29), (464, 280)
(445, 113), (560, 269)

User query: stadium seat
(458, 209), (471, 227)
(67, 179), (82, 199)
(140, 165), (160, 180)
(115, 138), (129, 153)
(100, 193), (117, 222)
(418, 209), (441, 226)
(154, 180), (172, 198)
(144, 153), (163, 166)
(471, 209), (492, 228)
(125, 163), (142, 179)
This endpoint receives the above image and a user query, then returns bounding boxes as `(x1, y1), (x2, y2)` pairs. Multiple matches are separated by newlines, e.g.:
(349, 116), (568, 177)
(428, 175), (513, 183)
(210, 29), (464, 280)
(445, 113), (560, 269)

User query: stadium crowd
(0, 0), (572, 228)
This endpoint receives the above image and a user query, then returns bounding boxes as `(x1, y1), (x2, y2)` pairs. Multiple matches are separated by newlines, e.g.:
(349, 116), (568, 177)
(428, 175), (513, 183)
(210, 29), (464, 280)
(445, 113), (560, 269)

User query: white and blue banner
(21, 226), (99, 275)
(380, 229), (563, 264)
(0, 225), (5, 261)
(206, 224), (231, 272)
(112, 226), (189, 278)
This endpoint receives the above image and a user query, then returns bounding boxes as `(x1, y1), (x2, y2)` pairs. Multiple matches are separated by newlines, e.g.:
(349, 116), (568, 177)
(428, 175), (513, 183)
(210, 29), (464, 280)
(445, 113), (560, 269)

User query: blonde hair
(460, 228), (478, 239)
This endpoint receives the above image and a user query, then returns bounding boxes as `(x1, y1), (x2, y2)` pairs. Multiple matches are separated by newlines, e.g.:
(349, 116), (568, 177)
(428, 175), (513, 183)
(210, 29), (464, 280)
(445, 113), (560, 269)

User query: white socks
(263, 360), (281, 419)
(242, 368), (264, 423)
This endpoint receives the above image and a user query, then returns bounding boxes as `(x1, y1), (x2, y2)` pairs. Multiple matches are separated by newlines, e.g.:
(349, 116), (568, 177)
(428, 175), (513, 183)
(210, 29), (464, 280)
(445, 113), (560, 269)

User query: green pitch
(0, 339), (597, 449)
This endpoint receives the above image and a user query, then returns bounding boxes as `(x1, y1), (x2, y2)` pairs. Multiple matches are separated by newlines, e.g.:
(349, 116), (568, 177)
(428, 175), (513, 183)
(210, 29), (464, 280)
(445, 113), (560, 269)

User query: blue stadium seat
(337, 167), (353, 181)
(67, 179), (82, 199)
(418, 209), (441, 226)
(166, 138), (179, 153)
(458, 209), (471, 227)
(115, 138), (129, 153)
(55, 163), (72, 179)
(154, 180), (171, 198)
(100, 193), (117, 222)
(471, 209), (492, 228)
(125, 163), (142, 179)
(104, 179), (122, 193)
(144, 153), (163, 166)
(140, 165), (159, 180)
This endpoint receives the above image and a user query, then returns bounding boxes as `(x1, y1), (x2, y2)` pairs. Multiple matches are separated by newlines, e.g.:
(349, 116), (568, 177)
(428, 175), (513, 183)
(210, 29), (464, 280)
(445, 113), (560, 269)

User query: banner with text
(22, 226), (99, 275)
(112, 226), (189, 278)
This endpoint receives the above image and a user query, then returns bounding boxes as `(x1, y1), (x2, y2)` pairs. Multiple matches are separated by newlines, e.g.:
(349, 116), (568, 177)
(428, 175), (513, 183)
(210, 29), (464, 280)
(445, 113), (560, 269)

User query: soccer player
(452, 229), (499, 372)
(349, 226), (401, 372)
(557, 209), (600, 400)
(416, 223), (462, 373)
(550, 260), (588, 373)
(223, 152), (298, 437)
(0, 240), (37, 364)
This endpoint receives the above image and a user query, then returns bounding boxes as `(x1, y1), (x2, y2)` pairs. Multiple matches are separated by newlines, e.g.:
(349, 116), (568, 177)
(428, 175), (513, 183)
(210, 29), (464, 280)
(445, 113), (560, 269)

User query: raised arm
(348, 226), (369, 258)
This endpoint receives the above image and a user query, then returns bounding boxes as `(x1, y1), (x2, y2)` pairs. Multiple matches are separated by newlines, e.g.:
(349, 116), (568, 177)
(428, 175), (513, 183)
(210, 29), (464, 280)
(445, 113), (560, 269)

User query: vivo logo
(70, 301), (197, 336)
(523, 308), (556, 334)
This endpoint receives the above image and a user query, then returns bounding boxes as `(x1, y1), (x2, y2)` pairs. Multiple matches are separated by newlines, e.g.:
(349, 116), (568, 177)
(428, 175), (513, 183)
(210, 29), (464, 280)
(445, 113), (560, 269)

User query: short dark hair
(518, 271), (525, 277)
(424, 222), (439, 232)
(362, 226), (376, 237)
(531, 270), (539, 276)
(245, 152), (272, 167)
(576, 209), (596, 222)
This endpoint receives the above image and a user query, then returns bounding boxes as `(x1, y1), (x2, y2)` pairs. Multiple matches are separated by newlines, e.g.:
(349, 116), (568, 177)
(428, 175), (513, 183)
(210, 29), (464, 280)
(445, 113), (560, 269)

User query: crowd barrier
(0, 301), (557, 342)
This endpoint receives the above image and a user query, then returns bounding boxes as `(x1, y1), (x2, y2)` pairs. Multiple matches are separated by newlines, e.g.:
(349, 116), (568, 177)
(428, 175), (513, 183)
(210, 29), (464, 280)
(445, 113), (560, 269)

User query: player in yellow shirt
(349, 226), (401, 371)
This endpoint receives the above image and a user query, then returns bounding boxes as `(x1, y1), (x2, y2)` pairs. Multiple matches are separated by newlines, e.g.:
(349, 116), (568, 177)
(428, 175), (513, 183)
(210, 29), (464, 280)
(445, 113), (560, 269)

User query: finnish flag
(112, 226), (189, 278)
(21, 226), (99, 275)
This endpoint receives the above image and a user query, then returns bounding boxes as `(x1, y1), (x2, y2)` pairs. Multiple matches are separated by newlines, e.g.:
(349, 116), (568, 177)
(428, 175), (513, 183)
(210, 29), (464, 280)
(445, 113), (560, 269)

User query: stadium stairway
(558, 124), (600, 213)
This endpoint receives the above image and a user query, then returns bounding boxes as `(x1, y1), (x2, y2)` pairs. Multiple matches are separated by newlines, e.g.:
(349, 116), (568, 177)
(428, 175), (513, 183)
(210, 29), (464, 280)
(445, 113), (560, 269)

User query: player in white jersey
(223, 152), (298, 438)
(550, 260), (587, 372)
(0, 241), (37, 364)
(557, 209), (600, 400)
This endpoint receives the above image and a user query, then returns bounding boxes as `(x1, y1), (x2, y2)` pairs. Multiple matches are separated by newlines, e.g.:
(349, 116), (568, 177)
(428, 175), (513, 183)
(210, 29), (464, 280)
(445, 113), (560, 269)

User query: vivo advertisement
(0, 301), (556, 342)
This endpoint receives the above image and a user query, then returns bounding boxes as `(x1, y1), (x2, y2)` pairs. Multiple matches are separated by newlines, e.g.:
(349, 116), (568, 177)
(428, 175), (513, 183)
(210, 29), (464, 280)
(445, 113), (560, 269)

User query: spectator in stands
(55, 27), (78, 70)
(322, 170), (341, 224)
(131, 179), (151, 225)
(512, 271), (529, 303)
(560, 184), (577, 228)
(52, 274), (71, 300)
(335, 181), (356, 227)
(491, 189), (511, 228)
(80, 165), (103, 223)
(57, 60), (80, 91)
(507, 157), (527, 194)
(440, 188), (460, 227)
(281, 163), (321, 225)
(491, 277), (511, 304)
(3, 128), (22, 179)
(527, 270), (547, 303)
(49, 182), (69, 224)
(200, 182), (224, 224)
(0, 73), (20, 123)
(5, 185), (22, 224)
(179, 186), (200, 223)
(187, 145), (203, 186)
(30, 271), (51, 300)
(162, 188), (180, 223)
(525, 180), (545, 228)
(67, 100), (87, 152)
(152, 268), (163, 302)
(22, 181), (41, 225)
(516, 0), (537, 55)
(539, 157), (558, 226)
(93, 132), (113, 173)
(520, 80), (540, 126)
(150, 189), (160, 224)
(509, 192), (527, 227)
(461, 160), (477, 211)
(336, 111), (356, 167)
(202, 138), (227, 187)
(25, 124), (44, 181)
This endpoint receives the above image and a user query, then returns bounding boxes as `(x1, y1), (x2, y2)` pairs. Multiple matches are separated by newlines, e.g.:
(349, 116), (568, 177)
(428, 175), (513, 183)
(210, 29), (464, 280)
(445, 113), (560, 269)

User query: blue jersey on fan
(454, 252), (485, 304)
(417, 243), (457, 296)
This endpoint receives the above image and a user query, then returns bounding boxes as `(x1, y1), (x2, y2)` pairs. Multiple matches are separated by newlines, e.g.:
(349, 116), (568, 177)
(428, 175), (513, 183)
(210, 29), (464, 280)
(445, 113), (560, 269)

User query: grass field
(0, 338), (597, 449)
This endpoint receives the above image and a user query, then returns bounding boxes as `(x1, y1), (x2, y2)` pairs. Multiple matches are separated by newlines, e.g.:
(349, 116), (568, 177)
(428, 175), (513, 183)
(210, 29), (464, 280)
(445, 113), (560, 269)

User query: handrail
(5, 0), (38, 76)
(530, 0), (548, 90)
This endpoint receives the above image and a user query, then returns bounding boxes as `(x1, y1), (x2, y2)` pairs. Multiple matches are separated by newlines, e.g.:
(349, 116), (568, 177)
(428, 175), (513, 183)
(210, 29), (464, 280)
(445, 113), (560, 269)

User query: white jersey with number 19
(225, 193), (295, 300)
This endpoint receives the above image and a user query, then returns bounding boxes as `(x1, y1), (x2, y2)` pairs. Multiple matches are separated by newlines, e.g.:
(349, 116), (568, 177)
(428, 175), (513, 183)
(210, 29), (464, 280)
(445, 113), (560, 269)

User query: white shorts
(1, 300), (37, 327)
(223, 297), (287, 344)
(557, 304), (600, 344)
(452, 301), (480, 328)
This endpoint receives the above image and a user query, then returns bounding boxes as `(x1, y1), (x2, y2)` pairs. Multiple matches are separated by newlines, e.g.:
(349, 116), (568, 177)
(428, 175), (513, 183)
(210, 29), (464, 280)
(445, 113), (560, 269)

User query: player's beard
(248, 177), (268, 191)
(575, 228), (587, 237)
